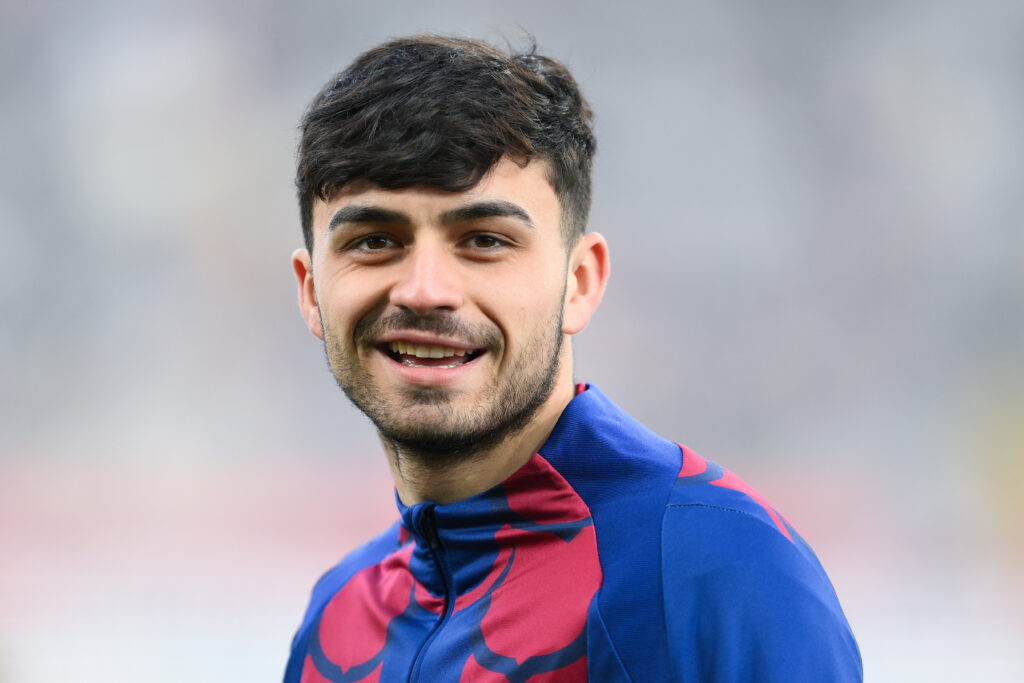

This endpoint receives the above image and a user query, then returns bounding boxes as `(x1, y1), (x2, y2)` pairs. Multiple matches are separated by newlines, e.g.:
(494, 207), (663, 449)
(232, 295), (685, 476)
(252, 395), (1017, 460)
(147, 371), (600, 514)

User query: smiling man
(284, 36), (861, 682)
(298, 159), (596, 506)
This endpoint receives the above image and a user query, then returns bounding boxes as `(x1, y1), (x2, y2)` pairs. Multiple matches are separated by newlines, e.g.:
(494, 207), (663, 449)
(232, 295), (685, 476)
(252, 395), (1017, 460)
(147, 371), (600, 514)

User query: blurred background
(1, 0), (1022, 680)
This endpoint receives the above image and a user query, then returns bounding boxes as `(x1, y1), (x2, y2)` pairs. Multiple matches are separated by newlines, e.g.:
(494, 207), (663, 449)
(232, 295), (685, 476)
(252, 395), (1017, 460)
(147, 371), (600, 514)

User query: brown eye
(354, 235), (396, 250)
(467, 235), (504, 249)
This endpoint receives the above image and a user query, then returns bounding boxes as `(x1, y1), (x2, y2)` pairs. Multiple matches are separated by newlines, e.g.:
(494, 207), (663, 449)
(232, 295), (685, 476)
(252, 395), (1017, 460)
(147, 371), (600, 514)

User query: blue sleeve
(283, 523), (403, 683)
(661, 504), (862, 682)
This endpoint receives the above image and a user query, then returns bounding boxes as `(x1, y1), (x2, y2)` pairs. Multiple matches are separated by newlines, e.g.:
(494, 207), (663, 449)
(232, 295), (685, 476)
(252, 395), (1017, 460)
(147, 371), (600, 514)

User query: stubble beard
(321, 307), (564, 466)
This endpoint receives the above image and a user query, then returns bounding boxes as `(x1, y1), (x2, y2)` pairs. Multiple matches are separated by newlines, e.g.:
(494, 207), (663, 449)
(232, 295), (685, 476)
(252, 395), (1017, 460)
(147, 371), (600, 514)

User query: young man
(285, 35), (861, 682)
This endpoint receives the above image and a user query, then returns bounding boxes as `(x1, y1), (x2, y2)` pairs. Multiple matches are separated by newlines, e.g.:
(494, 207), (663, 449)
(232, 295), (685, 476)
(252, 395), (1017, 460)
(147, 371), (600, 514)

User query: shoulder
(306, 522), (406, 605)
(660, 446), (862, 681)
(667, 445), (803, 545)
(539, 385), (684, 505)
(283, 521), (405, 683)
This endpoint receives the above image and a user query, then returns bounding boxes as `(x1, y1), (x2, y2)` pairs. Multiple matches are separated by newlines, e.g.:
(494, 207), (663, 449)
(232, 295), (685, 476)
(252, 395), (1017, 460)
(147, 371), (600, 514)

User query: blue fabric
(662, 505), (861, 681)
(284, 385), (862, 681)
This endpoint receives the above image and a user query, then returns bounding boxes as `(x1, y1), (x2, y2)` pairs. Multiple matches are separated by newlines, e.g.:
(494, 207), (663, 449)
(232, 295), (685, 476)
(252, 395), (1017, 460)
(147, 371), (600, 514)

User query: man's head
(295, 35), (596, 253)
(292, 36), (608, 469)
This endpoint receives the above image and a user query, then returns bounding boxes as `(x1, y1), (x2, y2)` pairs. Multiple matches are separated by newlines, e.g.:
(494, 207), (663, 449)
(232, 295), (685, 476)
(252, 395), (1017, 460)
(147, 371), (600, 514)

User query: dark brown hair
(296, 35), (595, 252)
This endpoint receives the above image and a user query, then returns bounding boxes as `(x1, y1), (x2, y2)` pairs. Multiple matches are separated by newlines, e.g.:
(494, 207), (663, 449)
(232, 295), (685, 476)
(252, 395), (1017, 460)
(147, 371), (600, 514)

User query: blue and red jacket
(285, 385), (862, 682)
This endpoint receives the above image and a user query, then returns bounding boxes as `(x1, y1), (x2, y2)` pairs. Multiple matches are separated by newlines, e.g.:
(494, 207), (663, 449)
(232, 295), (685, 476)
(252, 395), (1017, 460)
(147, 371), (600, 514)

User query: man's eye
(466, 235), (504, 249)
(353, 235), (396, 250)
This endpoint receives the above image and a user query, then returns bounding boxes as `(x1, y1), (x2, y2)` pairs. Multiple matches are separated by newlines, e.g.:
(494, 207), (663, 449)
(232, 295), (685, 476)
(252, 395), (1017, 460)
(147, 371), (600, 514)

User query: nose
(389, 239), (464, 314)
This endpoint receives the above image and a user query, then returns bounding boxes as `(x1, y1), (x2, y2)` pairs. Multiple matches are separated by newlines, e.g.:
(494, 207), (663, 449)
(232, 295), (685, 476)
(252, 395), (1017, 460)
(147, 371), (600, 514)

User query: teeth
(388, 342), (471, 358)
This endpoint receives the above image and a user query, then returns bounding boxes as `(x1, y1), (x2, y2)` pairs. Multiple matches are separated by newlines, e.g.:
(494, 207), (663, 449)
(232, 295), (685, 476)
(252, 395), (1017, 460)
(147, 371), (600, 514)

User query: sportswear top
(284, 384), (862, 682)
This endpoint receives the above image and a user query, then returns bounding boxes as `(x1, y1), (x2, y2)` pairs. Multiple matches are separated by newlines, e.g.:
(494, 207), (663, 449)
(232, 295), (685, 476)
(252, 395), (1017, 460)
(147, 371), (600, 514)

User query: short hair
(295, 35), (596, 252)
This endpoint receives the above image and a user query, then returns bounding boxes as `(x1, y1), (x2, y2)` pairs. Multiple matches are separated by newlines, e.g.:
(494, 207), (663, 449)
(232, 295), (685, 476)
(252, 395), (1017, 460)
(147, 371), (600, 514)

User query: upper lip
(375, 332), (482, 351)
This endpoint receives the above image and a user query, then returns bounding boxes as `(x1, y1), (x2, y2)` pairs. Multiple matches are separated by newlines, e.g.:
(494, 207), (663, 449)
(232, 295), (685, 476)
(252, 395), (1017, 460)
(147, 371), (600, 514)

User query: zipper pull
(421, 506), (442, 551)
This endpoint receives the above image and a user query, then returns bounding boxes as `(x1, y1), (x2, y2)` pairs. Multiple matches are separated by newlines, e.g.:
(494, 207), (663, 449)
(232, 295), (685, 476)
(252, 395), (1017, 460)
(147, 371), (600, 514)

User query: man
(285, 35), (861, 682)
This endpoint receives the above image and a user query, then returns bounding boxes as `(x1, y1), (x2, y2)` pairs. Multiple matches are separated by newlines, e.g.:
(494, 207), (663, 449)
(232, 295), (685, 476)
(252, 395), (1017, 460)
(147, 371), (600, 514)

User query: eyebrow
(327, 205), (409, 233)
(326, 200), (535, 234)
(439, 200), (535, 228)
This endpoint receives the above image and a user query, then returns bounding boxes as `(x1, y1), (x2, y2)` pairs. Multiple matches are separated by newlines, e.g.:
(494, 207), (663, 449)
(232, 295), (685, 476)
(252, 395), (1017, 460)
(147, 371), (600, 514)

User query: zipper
(408, 506), (454, 682)
(422, 506), (442, 551)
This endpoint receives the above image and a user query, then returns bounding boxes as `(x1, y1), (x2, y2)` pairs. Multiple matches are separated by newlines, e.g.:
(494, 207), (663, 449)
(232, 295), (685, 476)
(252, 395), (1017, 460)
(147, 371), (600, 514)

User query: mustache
(354, 309), (501, 349)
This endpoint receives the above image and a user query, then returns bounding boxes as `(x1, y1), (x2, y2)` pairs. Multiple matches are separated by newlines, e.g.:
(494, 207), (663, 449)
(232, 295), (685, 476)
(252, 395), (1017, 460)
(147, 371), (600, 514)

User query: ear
(563, 232), (610, 335)
(292, 248), (324, 340)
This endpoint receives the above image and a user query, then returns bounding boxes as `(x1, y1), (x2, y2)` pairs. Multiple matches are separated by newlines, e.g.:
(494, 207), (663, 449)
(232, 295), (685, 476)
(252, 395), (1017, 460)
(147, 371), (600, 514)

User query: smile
(384, 341), (483, 368)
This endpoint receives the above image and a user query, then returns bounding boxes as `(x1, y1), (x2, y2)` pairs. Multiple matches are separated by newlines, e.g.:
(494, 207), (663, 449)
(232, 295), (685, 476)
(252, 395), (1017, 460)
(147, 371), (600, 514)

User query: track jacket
(285, 384), (862, 682)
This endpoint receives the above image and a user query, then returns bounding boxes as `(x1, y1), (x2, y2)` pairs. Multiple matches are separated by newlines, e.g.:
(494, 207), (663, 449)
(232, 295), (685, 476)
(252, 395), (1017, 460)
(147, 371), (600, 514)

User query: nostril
(388, 254), (464, 311)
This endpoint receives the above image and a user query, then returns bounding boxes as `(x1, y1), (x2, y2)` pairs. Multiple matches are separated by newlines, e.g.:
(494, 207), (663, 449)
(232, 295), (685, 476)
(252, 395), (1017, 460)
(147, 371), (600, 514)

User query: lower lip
(378, 349), (484, 387)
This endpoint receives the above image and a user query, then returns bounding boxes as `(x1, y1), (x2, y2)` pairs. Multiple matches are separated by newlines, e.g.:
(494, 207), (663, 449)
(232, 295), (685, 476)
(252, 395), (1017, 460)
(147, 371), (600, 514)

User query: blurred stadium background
(1, 0), (1022, 680)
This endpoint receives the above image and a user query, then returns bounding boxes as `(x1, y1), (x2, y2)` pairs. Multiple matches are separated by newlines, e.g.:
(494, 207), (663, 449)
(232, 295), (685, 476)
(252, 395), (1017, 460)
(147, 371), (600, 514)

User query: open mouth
(383, 341), (484, 369)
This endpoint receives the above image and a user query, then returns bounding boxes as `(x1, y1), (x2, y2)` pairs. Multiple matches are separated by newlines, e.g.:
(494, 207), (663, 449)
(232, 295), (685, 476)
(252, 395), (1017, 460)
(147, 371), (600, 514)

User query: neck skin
(384, 340), (576, 507)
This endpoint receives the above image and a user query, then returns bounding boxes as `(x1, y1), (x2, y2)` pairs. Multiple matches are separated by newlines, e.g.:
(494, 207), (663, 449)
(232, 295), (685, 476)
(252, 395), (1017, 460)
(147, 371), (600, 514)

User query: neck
(386, 359), (576, 506)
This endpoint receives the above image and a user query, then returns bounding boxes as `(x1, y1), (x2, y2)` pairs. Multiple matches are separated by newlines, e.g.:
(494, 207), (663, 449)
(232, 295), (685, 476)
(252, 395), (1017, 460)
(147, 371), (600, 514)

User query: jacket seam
(533, 452), (635, 682)
(594, 599), (635, 682)
(666, 502), (784, 530)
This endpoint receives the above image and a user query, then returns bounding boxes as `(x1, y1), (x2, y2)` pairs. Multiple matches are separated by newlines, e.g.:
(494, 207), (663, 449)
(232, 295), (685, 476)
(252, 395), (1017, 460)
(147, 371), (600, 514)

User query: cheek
(498, 288), (567, 347)
(318, 275), (386, 336)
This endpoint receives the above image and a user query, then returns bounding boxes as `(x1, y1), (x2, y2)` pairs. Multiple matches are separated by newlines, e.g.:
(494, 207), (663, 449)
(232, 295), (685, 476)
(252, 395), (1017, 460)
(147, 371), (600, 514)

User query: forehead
(311, 158), (561, 240)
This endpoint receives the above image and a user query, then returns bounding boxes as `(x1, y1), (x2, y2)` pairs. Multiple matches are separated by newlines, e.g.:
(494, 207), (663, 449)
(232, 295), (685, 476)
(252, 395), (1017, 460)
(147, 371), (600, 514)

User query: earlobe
(292, 248), (324, 340)
(562, 233), (610, 335)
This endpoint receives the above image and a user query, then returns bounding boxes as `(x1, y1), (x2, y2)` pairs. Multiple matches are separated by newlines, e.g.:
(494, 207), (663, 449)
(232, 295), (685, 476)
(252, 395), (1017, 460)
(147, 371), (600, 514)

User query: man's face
(300, 158), (573, 459)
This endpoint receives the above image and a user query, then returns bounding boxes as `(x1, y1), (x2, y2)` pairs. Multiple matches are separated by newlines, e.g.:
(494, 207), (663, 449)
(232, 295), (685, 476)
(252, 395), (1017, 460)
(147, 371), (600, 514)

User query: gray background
(2, 1), (1022, 680)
